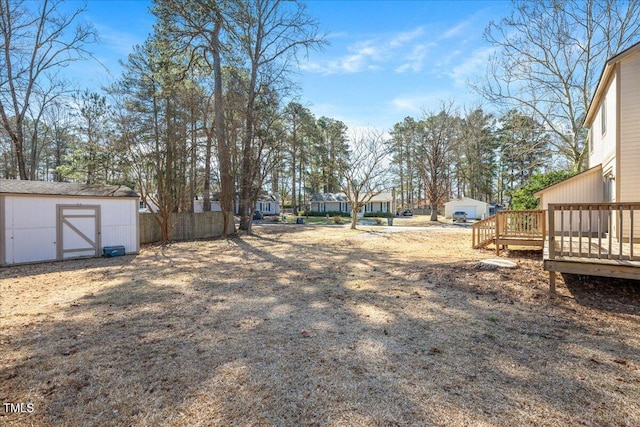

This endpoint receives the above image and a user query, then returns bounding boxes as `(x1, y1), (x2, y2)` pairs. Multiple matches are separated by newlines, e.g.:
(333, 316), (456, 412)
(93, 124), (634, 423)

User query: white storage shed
(444, 197), (491, 220)
(0, 180), (139, 265)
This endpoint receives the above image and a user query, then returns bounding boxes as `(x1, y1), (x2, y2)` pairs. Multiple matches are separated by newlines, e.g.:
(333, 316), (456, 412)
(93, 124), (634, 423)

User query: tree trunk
(430, 202), (438, 221)
(351, 206), (359, 230)
(211, 27), (234, 237)
(203, 132), (212, 212)
(12, 129), (28, 180)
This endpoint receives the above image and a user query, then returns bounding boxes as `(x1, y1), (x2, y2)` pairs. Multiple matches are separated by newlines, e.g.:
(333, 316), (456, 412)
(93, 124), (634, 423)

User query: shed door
(57, 205), (101, 260)
(458, 206), (477, 219)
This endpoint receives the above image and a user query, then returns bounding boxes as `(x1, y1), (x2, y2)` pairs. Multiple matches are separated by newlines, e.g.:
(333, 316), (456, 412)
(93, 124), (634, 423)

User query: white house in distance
(310, 191), (393, 216)
(142, 193), (280, 216)
(0, 180), (139, 265)
(196, 193), (279, 215)
(444, 197), (490, 220)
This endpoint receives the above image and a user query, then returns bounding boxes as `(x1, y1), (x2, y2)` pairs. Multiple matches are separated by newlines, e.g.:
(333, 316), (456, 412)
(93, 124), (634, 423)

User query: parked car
(452, 211), (467, 223)
(253, 210), (264, 220)
(401, 209), (413, 216)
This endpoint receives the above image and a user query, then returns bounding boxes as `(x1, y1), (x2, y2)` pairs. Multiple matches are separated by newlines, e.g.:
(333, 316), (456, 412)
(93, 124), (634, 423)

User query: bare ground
(1, 223), (640, 426)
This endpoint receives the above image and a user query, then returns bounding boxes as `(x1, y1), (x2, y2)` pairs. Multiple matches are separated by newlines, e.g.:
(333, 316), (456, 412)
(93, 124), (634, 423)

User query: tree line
(2, 0), (640, 237)
(388, 106), (552, 219)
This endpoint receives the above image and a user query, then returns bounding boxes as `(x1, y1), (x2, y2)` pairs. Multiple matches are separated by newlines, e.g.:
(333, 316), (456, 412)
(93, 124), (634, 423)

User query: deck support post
(549, 271), (556, 295)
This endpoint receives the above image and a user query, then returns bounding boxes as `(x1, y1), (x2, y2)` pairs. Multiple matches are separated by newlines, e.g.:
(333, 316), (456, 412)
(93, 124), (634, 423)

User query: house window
(600, 101), (606, 136)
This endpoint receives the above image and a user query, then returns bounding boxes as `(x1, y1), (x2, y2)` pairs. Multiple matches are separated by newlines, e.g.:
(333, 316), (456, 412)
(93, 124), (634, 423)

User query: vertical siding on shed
(100, 199), (138, 252)
(0, 196), (5, 265)
(3, 195), (138, 265)
(4, 196), (58, 264)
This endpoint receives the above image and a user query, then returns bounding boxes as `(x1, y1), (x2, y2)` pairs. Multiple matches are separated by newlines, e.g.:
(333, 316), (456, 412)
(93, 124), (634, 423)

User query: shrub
(306, 210), (351, 218)
(364, 212), (394, 218)
(509, 170), (578, 209)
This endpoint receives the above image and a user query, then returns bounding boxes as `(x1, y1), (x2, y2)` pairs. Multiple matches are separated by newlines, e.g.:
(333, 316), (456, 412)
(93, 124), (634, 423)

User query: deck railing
(547, 203), (640, 262)
(472, 210), (545, 253)
(497, 210), (546, 239)
(472, 215), (497, 249)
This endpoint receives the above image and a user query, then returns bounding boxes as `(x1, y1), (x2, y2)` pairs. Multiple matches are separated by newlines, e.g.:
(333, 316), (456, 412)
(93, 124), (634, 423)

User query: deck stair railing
(472, 215), (497, 249)
(472, 210), (546, 254)
(547, 203), (640, 262)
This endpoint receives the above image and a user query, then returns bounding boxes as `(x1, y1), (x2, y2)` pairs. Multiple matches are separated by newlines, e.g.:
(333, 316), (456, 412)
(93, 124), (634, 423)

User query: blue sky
(71, 0), (512, 132)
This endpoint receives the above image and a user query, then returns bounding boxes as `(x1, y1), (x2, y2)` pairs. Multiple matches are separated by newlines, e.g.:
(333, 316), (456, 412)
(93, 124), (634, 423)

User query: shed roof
(444, 197), (489, 206)
(0, 180), (139, 198)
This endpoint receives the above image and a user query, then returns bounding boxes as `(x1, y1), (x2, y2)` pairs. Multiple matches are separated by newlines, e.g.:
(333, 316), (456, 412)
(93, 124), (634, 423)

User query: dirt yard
(1, 223), (639, 426)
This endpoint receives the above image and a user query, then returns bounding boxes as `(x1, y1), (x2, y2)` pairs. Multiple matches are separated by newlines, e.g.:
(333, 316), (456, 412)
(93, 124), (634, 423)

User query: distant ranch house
(444, 197), (490, 220)
(197, 193), (280, 216)
(142, 193), (280, 216)
(0, 180), (139, 266)
(310, 192), (393, 216)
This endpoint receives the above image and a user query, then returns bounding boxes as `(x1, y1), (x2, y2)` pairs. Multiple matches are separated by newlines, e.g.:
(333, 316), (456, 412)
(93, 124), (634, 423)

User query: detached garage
(0, 180), (139, 266)
(444, 197), (490, 220)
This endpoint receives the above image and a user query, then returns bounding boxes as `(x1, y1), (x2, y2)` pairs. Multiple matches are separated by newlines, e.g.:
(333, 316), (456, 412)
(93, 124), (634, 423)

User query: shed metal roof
(0, 180), (139, 198)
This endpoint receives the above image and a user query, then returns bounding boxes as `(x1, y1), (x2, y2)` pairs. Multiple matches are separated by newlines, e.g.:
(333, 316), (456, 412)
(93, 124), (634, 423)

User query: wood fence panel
(139, 212), (228, 244)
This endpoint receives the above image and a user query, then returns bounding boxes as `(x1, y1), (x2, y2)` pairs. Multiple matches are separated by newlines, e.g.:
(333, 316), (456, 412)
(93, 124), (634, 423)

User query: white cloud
(448, 47), (495, 87)
(93, 22), (146, 57)
(389, 27), (425, 47)
(440, 21), (470, 40)
(390, 92), (457, 116)
(301, 26), (429, 75)
(395, 43), (434, 73)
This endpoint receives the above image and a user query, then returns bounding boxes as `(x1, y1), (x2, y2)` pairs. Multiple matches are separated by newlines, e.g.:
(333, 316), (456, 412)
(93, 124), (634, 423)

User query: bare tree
(0, 0), (95, 179)
(283, 102), (314, 215)
(339, 129), (390, 230)
(232, 0), (325, 232)
(153, 0), (235, 236)
(474, 0), (640, 171)
(417, 106), (459, 221)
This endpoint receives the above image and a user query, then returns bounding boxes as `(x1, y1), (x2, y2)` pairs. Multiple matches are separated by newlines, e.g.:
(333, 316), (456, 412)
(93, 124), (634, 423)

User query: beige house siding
(535, 166), (603, 234)
(588, 71), (617, 190)
(619, 51), (640, 203)
(618, 52), (640, 241)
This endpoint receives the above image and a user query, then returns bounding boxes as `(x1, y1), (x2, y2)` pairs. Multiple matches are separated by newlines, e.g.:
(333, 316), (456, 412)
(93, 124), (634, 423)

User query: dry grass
(1, 224), (640, 426)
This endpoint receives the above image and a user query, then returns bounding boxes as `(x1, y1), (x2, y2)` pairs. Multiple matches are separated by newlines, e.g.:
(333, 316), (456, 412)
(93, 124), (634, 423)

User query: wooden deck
(472, 210), (545, 255)
(544, 203), (640, 293)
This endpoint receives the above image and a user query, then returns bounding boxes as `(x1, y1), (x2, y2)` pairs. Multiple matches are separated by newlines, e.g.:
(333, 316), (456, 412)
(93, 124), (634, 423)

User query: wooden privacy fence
(139, 212), (231, 244)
